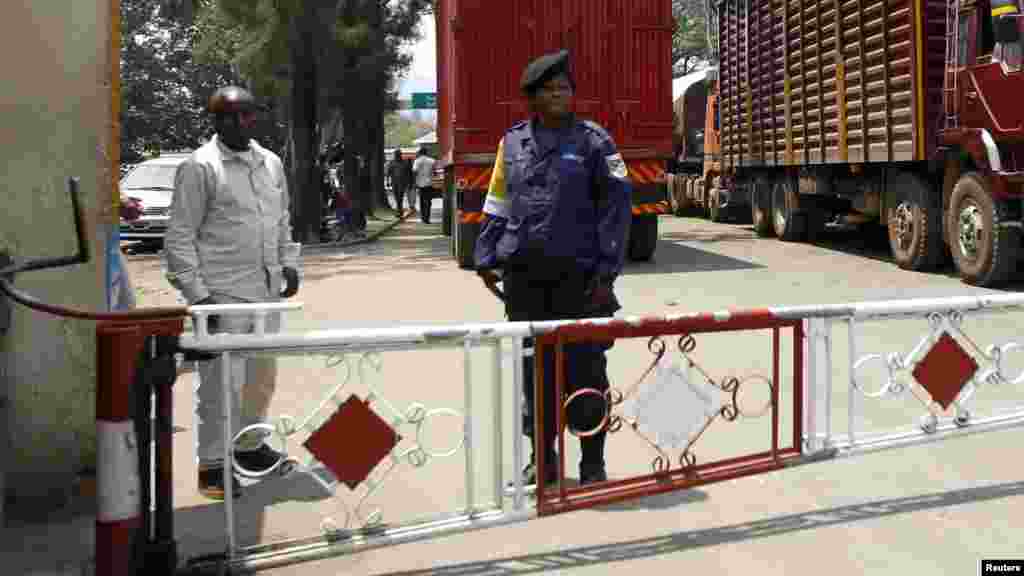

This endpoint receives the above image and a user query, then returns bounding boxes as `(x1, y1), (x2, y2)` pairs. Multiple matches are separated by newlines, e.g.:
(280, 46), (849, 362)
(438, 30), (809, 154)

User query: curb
(301, 213), (409, 255)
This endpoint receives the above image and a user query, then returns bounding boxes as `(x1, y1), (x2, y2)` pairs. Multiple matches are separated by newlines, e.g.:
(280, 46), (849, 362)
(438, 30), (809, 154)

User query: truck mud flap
(455, 221), (481, 269)
(628, 214), (658, 262)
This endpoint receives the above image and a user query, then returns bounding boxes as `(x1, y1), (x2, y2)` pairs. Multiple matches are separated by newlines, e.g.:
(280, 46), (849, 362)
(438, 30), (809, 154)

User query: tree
(672, 0), (710, 77)
(122, 0), (286, 164)
(190, 0), (431, 241)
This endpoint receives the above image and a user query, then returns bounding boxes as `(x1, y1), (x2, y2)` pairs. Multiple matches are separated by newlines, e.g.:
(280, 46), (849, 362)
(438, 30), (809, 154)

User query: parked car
(118, 153), (189, 248)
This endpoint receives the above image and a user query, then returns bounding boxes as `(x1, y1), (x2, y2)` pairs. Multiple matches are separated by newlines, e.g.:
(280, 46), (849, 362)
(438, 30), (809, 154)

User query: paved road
(126, 209), (1024, 576)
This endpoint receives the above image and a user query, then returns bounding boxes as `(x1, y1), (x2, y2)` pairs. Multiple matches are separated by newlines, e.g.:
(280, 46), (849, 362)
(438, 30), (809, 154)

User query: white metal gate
(177, 293), (1024, 573)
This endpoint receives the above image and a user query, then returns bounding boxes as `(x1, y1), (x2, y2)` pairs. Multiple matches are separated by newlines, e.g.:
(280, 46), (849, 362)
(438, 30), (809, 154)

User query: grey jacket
(164, 136), (301, 304)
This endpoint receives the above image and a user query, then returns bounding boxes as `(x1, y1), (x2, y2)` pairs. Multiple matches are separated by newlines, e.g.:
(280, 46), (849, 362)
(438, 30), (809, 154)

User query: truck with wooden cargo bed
(432, 0), (677, 268)
(705, 0), (1024, 286)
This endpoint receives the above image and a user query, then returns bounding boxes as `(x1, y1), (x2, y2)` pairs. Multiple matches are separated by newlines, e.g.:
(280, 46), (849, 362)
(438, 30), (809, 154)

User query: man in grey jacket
(165, 86), (301, 499)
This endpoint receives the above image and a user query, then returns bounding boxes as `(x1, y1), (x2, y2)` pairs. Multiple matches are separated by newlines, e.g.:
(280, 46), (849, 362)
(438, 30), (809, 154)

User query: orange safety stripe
(455, 166), (494, 191)
(631, 201), (670, 216)
(458, 211), (487, 224)
(625, 160), (667, 185)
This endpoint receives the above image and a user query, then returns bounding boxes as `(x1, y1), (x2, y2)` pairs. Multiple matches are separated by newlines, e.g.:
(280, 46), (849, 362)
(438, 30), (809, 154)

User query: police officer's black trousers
(503, 263), (609, 474)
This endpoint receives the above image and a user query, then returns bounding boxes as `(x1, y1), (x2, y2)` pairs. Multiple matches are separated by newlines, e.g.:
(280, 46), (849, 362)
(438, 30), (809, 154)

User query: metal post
(511, 337), (524, 510)
(222, 350), (236, 557)
(492, 340), (503, 508)
(824, 320), (834, 447)
(153, 336), (179, 574)
(847, 318), (858, 446)
(95, 323), (145, 576)
(463, 338), (475, 516)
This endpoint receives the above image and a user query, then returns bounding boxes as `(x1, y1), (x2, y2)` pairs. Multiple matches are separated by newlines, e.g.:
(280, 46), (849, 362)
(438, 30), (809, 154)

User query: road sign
(411, 92), (437, 109)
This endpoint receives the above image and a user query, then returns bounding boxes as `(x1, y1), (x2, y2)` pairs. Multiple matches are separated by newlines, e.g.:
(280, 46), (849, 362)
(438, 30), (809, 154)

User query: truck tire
(677, 178), (693, 215)
(948, 172), (1020, 286)
(805, 207), (826, 243)
(628, 214), (658, 261)
(708, 188), (724, 223)
(887, 171), (944, 272)
(751, 180), (772, 237)
(772, 179), (805, 241)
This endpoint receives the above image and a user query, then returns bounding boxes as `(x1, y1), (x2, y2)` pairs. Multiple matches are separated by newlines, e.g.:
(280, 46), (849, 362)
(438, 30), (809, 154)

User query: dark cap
(520, 49), (574, 95)
(208, 86), (267, 114)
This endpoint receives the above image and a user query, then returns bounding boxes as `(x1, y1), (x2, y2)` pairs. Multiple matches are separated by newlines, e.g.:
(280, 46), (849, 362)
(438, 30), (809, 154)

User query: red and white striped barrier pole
(95, 322), (146, 576)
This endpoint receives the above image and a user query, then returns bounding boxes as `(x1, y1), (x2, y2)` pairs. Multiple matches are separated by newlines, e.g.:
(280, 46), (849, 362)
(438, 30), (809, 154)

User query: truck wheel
(708, 188), (724, 223)
(628, 214), (658, 261)
(805, 207), (826, 243)
(772, 179), (805, 241)
(887, 171), (944, 272)
(751, 180), (772, 237)
(948, 172), (1020, 286)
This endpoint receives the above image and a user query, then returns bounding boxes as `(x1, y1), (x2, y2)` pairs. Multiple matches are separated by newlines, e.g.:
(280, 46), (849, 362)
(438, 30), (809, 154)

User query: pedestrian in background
(388, 148), (408, 217)
(473, 50), (632, 487)
(413, 147), (437, 223)
(164, 85), (302, 500)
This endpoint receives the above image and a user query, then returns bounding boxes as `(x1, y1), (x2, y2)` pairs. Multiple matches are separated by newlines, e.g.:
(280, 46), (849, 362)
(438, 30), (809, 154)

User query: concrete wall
(0, 1), (113, 521)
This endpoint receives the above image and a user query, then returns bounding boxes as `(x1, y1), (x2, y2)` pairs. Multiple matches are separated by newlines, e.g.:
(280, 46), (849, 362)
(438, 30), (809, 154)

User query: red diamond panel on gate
(304, 394), (401, 491)
(911, 332), (979, 411)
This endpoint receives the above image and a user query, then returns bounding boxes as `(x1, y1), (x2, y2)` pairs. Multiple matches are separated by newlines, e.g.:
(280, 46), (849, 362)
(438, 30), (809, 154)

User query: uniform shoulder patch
(580, 120), (612, 141)
(605, 152), (628, 180)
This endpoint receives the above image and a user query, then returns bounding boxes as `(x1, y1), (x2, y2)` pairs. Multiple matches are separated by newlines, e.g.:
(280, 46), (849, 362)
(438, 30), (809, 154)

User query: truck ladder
(943, 0), (961, 129)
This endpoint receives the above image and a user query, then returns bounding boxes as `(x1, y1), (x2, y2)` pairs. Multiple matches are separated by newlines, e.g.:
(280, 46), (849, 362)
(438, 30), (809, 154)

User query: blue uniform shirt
(474, 116), (632, 281)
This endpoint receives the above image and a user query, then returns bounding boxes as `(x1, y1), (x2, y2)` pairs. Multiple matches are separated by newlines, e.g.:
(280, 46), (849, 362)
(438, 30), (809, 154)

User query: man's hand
(280, 267), (300, 299)
(120, 197), (143, 221)
(478, 269), (505, 301)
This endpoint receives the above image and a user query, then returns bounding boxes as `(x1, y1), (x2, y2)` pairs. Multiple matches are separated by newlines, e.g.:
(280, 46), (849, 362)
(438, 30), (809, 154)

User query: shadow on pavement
(624, 240), (763, 276)
(381, 480), (1024, 576)
(594, 487), (709, 511)
(174, 467), (335, 557)
(806, 225), (1024, 292)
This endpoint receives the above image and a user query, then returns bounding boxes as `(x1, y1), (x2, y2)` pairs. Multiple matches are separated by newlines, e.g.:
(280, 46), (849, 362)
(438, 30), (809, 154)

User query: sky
(395, 14), (437, 123)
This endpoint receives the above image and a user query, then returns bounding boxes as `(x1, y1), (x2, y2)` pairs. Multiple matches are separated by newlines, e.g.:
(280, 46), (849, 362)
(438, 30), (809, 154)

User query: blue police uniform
(474, 107), (632, 484)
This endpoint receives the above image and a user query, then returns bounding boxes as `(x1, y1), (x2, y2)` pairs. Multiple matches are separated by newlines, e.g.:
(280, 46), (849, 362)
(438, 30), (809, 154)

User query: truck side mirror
(994, 14), (1020, 44)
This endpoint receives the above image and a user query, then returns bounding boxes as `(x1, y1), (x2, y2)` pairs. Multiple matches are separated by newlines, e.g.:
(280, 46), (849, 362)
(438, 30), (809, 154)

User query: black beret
(520, 49), (573, 95)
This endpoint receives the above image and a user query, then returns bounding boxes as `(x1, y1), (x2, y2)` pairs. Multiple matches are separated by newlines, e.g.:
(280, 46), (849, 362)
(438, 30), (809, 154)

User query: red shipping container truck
(434, 0), (677, 267)
(708, 0), (1024, 286)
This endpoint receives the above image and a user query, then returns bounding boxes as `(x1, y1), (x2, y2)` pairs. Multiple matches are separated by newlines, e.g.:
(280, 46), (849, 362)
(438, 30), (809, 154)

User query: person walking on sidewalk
(388, 148), (408, 217)
(412, 147), (437, 223)
(164, 85), (302, 500)
(473, 49), (632, 487)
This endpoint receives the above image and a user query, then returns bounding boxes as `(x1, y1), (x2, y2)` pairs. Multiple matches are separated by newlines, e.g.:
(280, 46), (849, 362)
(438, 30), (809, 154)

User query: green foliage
(673, 0), (709, 77)
(121, 0), (286, 164)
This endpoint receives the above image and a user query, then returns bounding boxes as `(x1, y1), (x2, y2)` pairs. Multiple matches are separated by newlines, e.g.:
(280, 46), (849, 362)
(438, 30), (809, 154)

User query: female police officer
(474, 50), (632, 487)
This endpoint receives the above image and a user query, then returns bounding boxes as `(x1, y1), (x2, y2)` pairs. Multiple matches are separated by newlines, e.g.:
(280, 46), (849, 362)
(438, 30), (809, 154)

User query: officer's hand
(280, 267), (300, 299)
(478, 269), (505, 301)
(194, 296), (221, 333)
(586, 278), (615, 311)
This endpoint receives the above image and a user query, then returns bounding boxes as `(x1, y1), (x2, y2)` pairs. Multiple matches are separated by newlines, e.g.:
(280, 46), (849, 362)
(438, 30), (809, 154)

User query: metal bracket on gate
(0, 250), (11, 335)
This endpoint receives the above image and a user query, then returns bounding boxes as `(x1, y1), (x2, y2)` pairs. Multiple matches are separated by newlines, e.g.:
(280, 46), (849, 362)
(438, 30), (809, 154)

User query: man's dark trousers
(419, 186), (436, 223)
(503, 258), (609, 476)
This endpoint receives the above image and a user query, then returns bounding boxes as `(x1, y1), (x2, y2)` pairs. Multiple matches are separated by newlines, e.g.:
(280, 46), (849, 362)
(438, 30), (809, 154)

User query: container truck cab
(668, 68), (712, 216)
(708, 0), (1024, 286)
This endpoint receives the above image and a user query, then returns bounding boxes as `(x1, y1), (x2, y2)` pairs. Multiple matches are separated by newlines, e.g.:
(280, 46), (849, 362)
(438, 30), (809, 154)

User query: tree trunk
(288, 8), (321, 243)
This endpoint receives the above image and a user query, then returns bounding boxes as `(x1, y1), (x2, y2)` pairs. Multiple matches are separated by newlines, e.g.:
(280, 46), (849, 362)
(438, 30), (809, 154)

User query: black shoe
(234, 443), (286, 476)
(580, 465), (608, 486)
(198, 465), (243, 500)
(506, 453), (558, 490)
